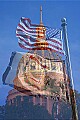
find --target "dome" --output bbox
[13,51,67,100]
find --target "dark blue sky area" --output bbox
[0,1,80,105]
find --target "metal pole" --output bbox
[40,6,43,25]
[61,18,78,120]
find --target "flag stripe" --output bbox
[17,24,37,35]
[46,38,62,46]
[18,37,63,51]
[18,42,64,55]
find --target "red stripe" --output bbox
[17,28,36,34]
[20,19,37,30]
[17,35,36,47]
[18,23,36,33]
[17,35,62,51]
[18,42,64,55]
[47,39,62,46]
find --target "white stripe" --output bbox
[17,29,62,45]
[20,21,36,32]
[48,41,62,49]
[17,27,45,39]
[49,40,64,53]
[21,18,30,27]
[17,25,37,36]
[47,38,62,44]
[16,28,38,36]
[18,36,36,44]
[16,33,37,40]
[48,45,63,53]
[18,35,62,49]
[18,40,64,54]
[18,35,63,51]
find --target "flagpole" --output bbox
[61,18,78,120]
[40,6,43,25]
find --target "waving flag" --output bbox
[2,52,24,86]
[2,51,68,101]
[16,17,64,54]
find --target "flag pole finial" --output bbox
[61,18,67,26]
[40,6,43,25]
[61,18,66,23]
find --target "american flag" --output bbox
[16,17,64,54]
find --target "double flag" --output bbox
[16,17,64,54]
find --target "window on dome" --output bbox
[30,62,36,70]
[26,61,29,66]
[52,65,56,70]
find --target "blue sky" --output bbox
[0,1,80,105]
